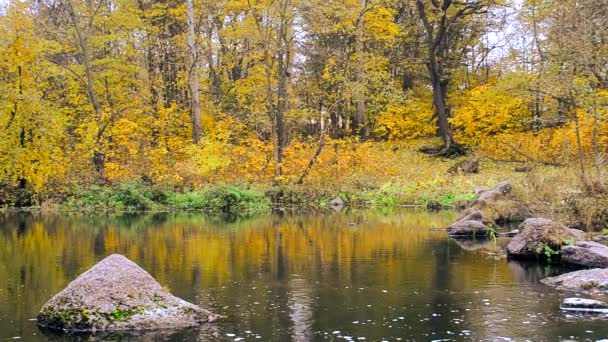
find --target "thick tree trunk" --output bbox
[416,0,459,155]
[427,61,454,149]
[187,0,203,143]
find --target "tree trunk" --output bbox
[416,0,458,154]
[354,0,367,140]
[427,61,454,149]
[66,0,107,180]
[187,0,203,143]
[272,0,291,179]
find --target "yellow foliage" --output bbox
[451,83,530,145]
[374,88,435,139]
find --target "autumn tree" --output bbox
[415,0,498,155]
[0,1,66,204]
[186,0,203,143]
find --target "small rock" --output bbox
[482,200,531,224]
[560,298,608,313]
[426,200,443,211]
[329,197,344,208]
[541,268,608,292]
[457,209,484,222]
[447,158,479,174]
[473,186,488,196]
[472,181,512,207]
[514,166,533,173]
[562,241,608,268]
[448,220,492,238]
[592,235,608,242]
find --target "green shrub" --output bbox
[164,191,207,210]
[201,185,269,214]
[108,182,159,211]
[66,182,162,212]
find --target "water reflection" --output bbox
[0,210,607,341]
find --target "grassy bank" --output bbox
[2,142,607,231]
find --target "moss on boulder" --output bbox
[37,254,217,333]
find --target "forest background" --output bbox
[1,0,607,227]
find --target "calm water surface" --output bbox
[1,209,607,341]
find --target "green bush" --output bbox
[108,182,160,211]
[435,192,475,207]
[164,191,207,210]
[201,185,269,214]
[66,182,160,211]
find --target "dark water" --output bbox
[1,210,607,341]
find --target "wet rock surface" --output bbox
[506,218,585,259]
[541,268,608,292]
[561,241,608,268]
[560,298,608,313]
[447,220,492,237]
[37,254,217,332]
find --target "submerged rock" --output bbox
[506,218,585,259]
[37,254,217,332]
[560,298,608,313]
[562,241,608,268]
[451,238,494,251]
[448,220,492,237]
[541,268,608,292]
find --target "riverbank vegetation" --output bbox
[1,1,607,228]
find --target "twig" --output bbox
[499,141,563,167]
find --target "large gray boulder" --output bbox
[506,218,585,258]
[541,268,608,292]
[37,254,217,332]
[562,241,608,268]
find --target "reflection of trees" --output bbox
[0,209,459,339]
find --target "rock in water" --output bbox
[506,218,585,259]
[560,298,608,313]
[37,254,217,332]
[447,220,492,238]
[561,241,608,268]
[541,268,608,292]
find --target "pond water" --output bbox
[1,209,607,341]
